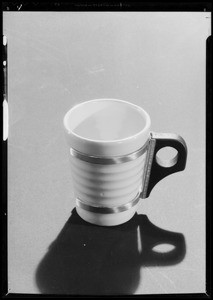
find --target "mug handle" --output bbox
[141,132,187,199]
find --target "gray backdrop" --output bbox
[4,12,210,294]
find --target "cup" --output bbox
[63,99,187,226]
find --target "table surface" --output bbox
[4,11,210,295]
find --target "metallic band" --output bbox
[76,194,140,214]
[70,140,149,165]
[141,136,156,199]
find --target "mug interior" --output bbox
[64,99,149,142]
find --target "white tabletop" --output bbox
[4,11,210,295]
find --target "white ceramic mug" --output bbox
[63,99,187,226]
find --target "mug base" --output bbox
[76,205,138,226]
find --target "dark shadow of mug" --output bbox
[35,208,186,295]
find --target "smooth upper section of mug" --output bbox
[63,99,151,156]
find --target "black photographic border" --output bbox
[1,1,212,298]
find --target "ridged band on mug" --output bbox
[76,193,140,214]
[70,139,149,165]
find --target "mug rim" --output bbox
[63,98,151,144]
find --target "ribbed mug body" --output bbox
[70,151,147,225]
